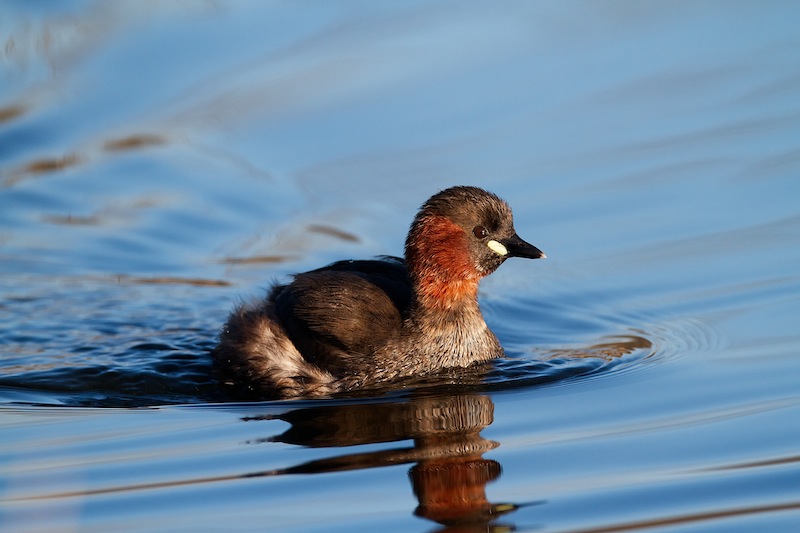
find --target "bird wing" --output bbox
[270,259,412,374]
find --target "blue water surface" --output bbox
[2,2,800,531]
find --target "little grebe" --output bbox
[213,186,544,398]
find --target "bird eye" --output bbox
[472,226,488,239]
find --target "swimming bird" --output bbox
[213,186,544,398]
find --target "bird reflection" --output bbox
[236,335,651,529]
[249,393,517,532]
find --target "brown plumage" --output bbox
[213,186,545,398]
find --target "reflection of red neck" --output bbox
[406,215,481,311]
[411,457,501,525]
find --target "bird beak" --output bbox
[500,233,545,259]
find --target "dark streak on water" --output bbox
[0,272,660,408]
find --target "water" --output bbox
[2,2,800,531]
